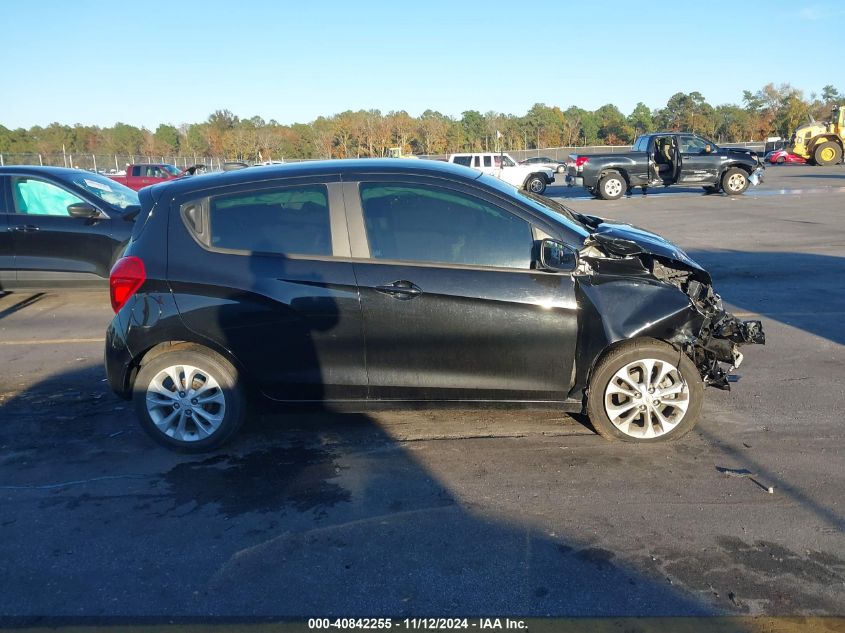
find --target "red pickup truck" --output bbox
[108,163,185,190]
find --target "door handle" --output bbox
[375,280,423,300]
[11,225,39,232]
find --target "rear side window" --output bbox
[359,183,533,269]
[208,184,331,256]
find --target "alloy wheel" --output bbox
[603,358,690,439]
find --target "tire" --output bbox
[776,157,784,164]
[586,338,703,443]
[721,167,749,195]
[133,346,246,452]
[525,174,547,194]
[596,171,626,200]
[556,165,566,173]
[813,141,842,166]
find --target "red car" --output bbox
[767,149,806,165]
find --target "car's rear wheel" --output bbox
[814,141,842,166]
[133,346,246,452]
[526,175,547,194]
[597,172,625,200]
[721,167,749,195]
[586,338,703,442]
[776,156,785,164]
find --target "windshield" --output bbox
[162,164,182,176]
[71,173,140,210]
[476,174,591,242]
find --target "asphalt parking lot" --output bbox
[1,164,844,620]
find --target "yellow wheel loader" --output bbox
[790,105,844,166]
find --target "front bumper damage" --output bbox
[577,232,765,392]
[646,261,765,390]
[682,278,765,389]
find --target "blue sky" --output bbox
[2,0,843,129]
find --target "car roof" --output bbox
[0,165,91,177]
[148,158,484,199]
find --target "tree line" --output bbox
[0,83,841,161]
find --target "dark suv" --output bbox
[105,160,764,452]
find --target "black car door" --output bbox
[678,134,720,184]
[167,176,367,402]
[345,177,578,402]
[8,174,115,283]
[0,176,13,286]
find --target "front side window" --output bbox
[679,135,709,154]
[11,177,84,216]
[360,183,533,269]
[208,184,331,256]
[501,155,516,167]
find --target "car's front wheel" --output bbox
[133,346,246,452]
[586,338,703,442]
[721,167,749,195]
[525,175,547,194]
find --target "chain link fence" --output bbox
[0,153,224,173]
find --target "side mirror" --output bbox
[537,239,579,272]
[67,202,102,219]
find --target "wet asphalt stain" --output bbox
[647,537,845,614]
[160,444,351,519]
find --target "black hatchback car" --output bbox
[105,160,764,452]
[0,166,140,288]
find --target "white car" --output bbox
[448,152,555,194]
[520,156,567,173]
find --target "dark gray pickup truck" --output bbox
[566,132,765,200]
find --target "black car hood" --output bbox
[588,222,710,279]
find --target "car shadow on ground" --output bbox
[0,364,728,619]
[547,184,715,200]
[688,250,845,346]
[781,173,845,179]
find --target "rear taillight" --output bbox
[575,156,590,168]
[109,256,146,313]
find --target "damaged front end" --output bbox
[579,227,765,391]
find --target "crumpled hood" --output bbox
[588,222,710,280]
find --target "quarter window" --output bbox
[208,185,331,256]
[11,177,84,216]
[451,156,472,167]
[359,183,533,269]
